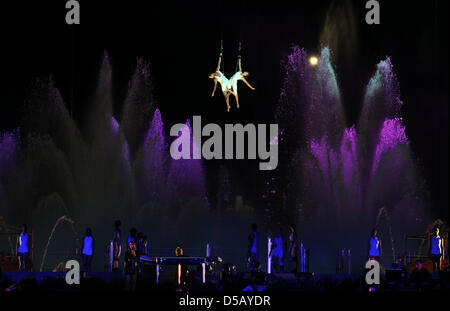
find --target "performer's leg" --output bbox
[272,255,278,273]
[224,93,231,112]
[23,252,28,272]
[18,253,23,272]
[234,93,239,109]
[82,254,88,272]
[241,78,255,90]
[87,255,93,272]
[211,79,218,97]
[250,252,257,270]
[292,256,298,273]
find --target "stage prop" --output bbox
[140,256,221,285]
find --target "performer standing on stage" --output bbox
[124,240,139,291]
[270,226,285,273]
[82,228,94,273]
[112,220,122,271]
[248,224,259,271]
[429,226,444,275]
[136,232,144,255]
[17,224,30,272]
[289,224,299,273]
[368,228,382,262]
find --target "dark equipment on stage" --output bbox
[140,255,221,285]
[140,255,220,265]
[385,268,404,285]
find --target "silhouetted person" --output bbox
[124,240,139,291]
[112,220,122,271]
[82,228,94,273]
[409,260,431,289]
[135,232,145,273]
[270,226,285,273]
[368,228,382,262]
[248,224,259,271]
[429,227,444,275]
[289,224,299,273]
[136,232,144,255]
[17,224,30,272]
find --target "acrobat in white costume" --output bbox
[209,47,255,112]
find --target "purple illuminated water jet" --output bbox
[276,46,427,272]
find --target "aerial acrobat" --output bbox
[209,42,255,112]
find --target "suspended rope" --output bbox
[220,39,224,72]
[236,41,242,72]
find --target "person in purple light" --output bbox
[368,228,382,262]
[289,224,299,273]
[17,224,30,272]
[248,224,259,271]
[123,240,139,291]
[112,220,122,271]
[82,228,94,273]
[270,226,285,273]
[429,226,444,275]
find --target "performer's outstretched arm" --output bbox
[238,56,242,72]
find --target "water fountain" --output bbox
[276,46,429,272]
[0,53,210,271]
[0,44,433,274]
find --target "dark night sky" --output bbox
[0,1,448,219]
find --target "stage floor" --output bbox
[1,271,447,292]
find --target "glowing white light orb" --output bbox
[309,56,319,66]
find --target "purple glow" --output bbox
[309,136,339,185]
[277,46,421,230]
[372,118,409,174]
[111,116,120,134]
[340,127,358,189]
[0,130,19,179]
[110,116,131,171]
[142,109,166,184]
[167,119,206,197]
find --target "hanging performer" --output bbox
[228,51,255,110]
[209,42,255,112]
